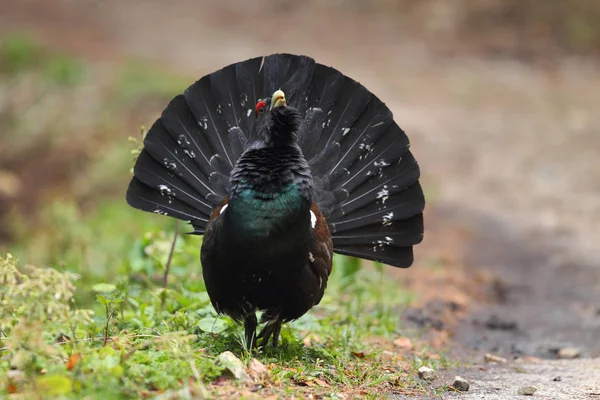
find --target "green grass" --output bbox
[0,201,444,398]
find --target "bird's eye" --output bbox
[255,100,266,116]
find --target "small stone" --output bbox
[484,353,508,363]
[518,386,537,395]
[557,347,581,359]
[452,376,469,392]
[217,351,252,382]
[553,376,562,382]
[393,337,413,350]
[484,315,518,331]
[248,358,268,381]
[418,366,436,381]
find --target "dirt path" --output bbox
[2,1,599,397]
[404,206,600,398]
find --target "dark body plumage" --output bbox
[127,54,425,348]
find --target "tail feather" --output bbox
[333,244,414,268]
[209,64,248,136]
[127,53,425,267]
[330,183,424,234]
[331,213,423,247]
[335,124,409,192]
[161,95,215,173]
[184,78,237,171]
[133,150,214,213]
[335,152,421,217]
[264,54,314,110]
[126,178,209,229]
[142,124,222,199]
[234,56,264,138]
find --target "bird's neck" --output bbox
[226,145,313,239]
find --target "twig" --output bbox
[162,221,180,297]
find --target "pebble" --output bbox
[393,337,413,350]
[484,353,508,363]
[418,366,436,381]
[557,347,581,359]
[452,376,470,391]
[218,351,252,382]
[248,358,269,381]
[518,386,538,396]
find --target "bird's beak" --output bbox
[270,89,286,110]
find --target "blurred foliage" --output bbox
[0,35,39,74]
[0,34,190,243]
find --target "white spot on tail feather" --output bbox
[382,212,394,226]
[377,185,389,204]
[342,128,351,136]
[246,109,252,117]
[219,204,228,214]
[198,116,208,130]
[158,185,173,196]
[183,149,196,158]
[308,252,315,262]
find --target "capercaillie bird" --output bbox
[126,53,425,349]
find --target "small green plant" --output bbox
[95,290,124,345]
[0,34,39,74]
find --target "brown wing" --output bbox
[208,197,229,221]
[309,202,333,293]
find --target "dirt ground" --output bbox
[1,1,599,397]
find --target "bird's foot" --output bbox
[257,318,283,348]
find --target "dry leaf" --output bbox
[248,358,268,381]
[66,353,81,371]
[313,378,330,387]
[393,337,413,350]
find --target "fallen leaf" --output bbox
[248,358,268,381]
[393,337,413,350]
[351,351,366,358]
[314,378,330,387]
[66,353,82,371]
[303,334,321,347]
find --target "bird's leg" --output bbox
[257,318,283,347]
[271,320,282,347]
[243,313,258,350]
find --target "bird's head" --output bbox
[255,89,301,147]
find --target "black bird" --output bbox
[126,53,425,349]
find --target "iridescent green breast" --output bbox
[227,183,309,238]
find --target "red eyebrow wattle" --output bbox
[255,101,265,114]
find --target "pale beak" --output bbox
[270,89,286,110]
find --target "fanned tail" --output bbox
[293,63,425,268]
[127,54,315,233]
[127,53,424,266]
